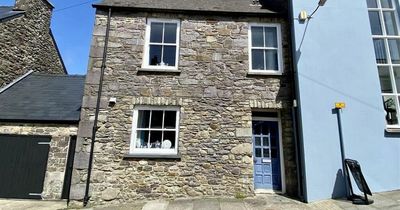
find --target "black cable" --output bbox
[308,5,320,19]
[53,0,98,13]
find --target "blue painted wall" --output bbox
[290,0,400,202]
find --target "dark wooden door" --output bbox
[0,135,51,199]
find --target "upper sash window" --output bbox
[143,19,180,70]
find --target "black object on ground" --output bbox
[345,159,374,205]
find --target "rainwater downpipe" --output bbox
[83,7,112,207]
[288,0,307,202]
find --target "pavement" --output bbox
[0,190,398,210]
[0,199,66,210]
[93,191,400,210]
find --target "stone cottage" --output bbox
[70,0,298,205]
[0,72,85,200]
[0,0,66,87]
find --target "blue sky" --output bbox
[3,0,100,75]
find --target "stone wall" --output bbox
[0,0,65,87]
[0,123,78,199]
[70,10,297,205]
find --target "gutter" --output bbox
[83,7,112,207]
[92,5,287,17]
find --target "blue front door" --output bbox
[253,120,282,191]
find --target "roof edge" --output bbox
[44,0,55,9]
[0,119,80,124]
[49,29,68,74]
[92,4,283,16]
[0,70,33,94]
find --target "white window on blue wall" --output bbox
[130,106,180,155]
[368,0,400,126]
[142,19,180,70]
[248,23,283,75]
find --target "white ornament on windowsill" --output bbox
[162,140,172,149]
[157,61,169,66]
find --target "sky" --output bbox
[3,0,101,75]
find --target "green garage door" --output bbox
[0,135,51,199]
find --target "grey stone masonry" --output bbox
[71,10,297,206]
[0,0,65,87]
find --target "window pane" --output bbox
[163,46,176,66]
[383,96,398,125]
[380,0,393,8]
[378,66,393,93]
[149,45,162,66]
[264,27,277,48]
[150,110,163,128]
[263,148,270,158]
[149,131,162,148]
[163,131,176,149]
[255,148,262,157]
[373,39,388,64]
[368,11,383,35]
[137,110,150,128]
[150,22,163,43]
[388,39,400,64]
[253,121,262,134]
[263,137,269,146]
[164,111,176,129]
[265,50,279,70]
[136,130,149,148]
[255,137,261,146]
[164,23,177,43]
[251,27,264,47]
[393,67,400,93]
[384,11,399,35]
[252,49,265,70]
[367,0,378,8]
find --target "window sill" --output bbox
[247,71,283,76]
[138,68,181,73]
[385,127,400,133]
[123,153,181,159]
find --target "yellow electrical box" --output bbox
[335,102,346,109]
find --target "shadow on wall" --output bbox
[332,169,347,199]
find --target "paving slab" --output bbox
[94,202,145,210]
[219,199,246,210]
[166,199,194,210]
[193,199,220,210]
[0,199,66,210]
[142,201,169,210]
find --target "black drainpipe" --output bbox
[83,7,112,207]
[287,0,306,202]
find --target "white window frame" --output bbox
[368,0,400,128]
[248,23,284,75]
[142,18,181,70]
[129,106,180,155]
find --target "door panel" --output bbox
[0,135,51,199]
[252,120,282,191]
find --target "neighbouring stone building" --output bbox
[0,73,84,200]
[70,0,298,205]
[0,0,66,87]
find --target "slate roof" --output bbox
[0,6,25,22]
[0,73,85,123]
[94,0,287,14]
